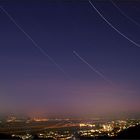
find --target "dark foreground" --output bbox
[0,125,140,139]
[0,118,140,140]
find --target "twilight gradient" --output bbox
[0,0,140,118]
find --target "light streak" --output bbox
[0,6,67,75]
[73,50,113,84]
[88,0,140,48]
[110,0,140,28]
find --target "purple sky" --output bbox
[0,0,140,118]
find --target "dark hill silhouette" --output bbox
[114,125,140,139]
[0,133,18,139]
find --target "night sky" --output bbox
[0,0,140,118]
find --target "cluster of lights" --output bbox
[7,116,16,122]
[80,123,95,127]
[38,130,74,140]
[78,129,102,137]
[4,118,140,139]
[78,119,140,138]
[12,134,32,140]
[32,118,48,122]
[102,124,113,132]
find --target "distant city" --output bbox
[0,115,140,139]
